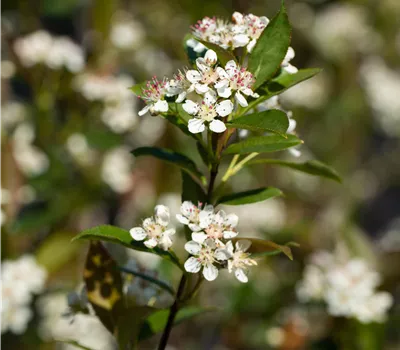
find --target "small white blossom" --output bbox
[186,50,219,94]
[281,47,298,74]
[166,70,192,103]
[215,60,258,107]
[176,201,214,232]
[138,77,169,116]
[101,147,133,193]
[183,91,232,134]
[218,240,257,283]
[184,239,228,281]
[130,205,175,250]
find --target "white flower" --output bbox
[102,147,133,193]
[186,38,207,53]
[110,20,145,50]
[14,30,53,67]
[176,201,214,232]
[296,265,325,302]
[186,50,219,94]
[281,47,298,74]
[215,60,258,107]
[183,91,232,133]
[219,240,257,283]
[165,70,192,103]
[138,77,169,116]
[130,205,175,250]
[184,239,228,281]
[46,36,85,73]
[191,209,239,245]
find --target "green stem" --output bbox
[157,275,187,350]
[230,152,259,175]
[119,266,175,296]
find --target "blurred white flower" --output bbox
[360,57,400,137]
[66,133,96,166]
[312,4,380,61]
[1,101,26,130]
[1,188,11,226]
[14,30,85,72]
[265,327,285,348]
[110,20,145,50]
[297,249,393,323]
[2,255,47,334]
[101,147,133,193]
[130,205,175,250]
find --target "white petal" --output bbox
[184,257,202,273]
[194,83,209,94]
[233,34,249,48]
[217,86,232,98]
[288,148,301,157]
[213,210,226,225]
[235,91,248,107]
[284,47,295,63]
[204,91,217,106]
[199,210,214,228]
[138,105,150,116]
[181,201,196,215]
[158,236,173,250]
[130,227,147,241]
[203,204,214,212]
[154,205,170,226]
[223,230,238,239]
[176,91,187,103]
[196,58,209,72]
[182,100,199,115]
[185,240,202,255]
[232,12,244,25]
[247,39,256,53]
[216,100,234,117]
[216,67,229,80]
[226,240,234,255]
[163,228,176,237]
[284,64,298,74]
[188,118,205,134]
[203,263,218,281]
[186,70,202,83]
[235,268,248,283]
[225,60,237,71]
[204,49,217,65]
[209,119,226,133]
[188,223,202,232]
[214,79,229,89]
[241,88,253,96]
[176,214,190,225]
[235,239,252,252]
[287,118,297,133]
[214,248,231,261]
[153,100,169,113]
[144,238,158,248]
[225,213,239,227]
[142,217,155,230]
[192,231,207,244]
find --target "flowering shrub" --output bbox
[70,4,345,349]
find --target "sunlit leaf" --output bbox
[224,134,302,155]
[73,225,183,270]
[217,187,282,205]
[248,159,341,182]
[227,109,289,137]
[132,147,206,185]
[248,3,291,89]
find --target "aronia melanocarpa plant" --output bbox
[73,3,341,349]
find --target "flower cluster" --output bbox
[2,255,47,334]
[296,250,393,323]
[14,30,85,73]
[177,201,257,282]
[138,49,258,134]
[130,205,175,250]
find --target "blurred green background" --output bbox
[1,0,400,349]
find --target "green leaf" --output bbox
[198,40,236,65]
[232,238,295,260]
[259,68,322,97]
[218,187,282,205]
[224,134,302,155]
[72,225,183,270]
[139,306,215,341]
[248,159,341,182]
[129,82,147,96]
[132,147,206,185]
[227,109,289,137]
[248,3,291,89]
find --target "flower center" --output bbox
[147,224,164,239]
[198,247,216,265]
[199,103,217,122]
[205,224,224,239]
